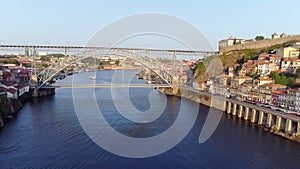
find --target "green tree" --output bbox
[193,62,209,80]
[270,72,295,87]
[250,73,259,79]
[40,56,50,62]
[255,35,265,41]
[0,59,18,64]
[270,71,278,79]
[37,64,44,68]
[296,67,300,78]
[115,60,120,66]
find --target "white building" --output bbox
[257,62,269,75]
[277,47,300,60]
[218,36,255,50]
[281,59,300,72]
[293,89,300,112]
[6,88,18,99]
[38,52,48,56]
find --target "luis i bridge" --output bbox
[1,44,300,140]
[0,44,218,96]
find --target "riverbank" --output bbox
[159,87,226,111]
[269,126,300,143]
[0,93,30,127]
[159,87,300,144]
[0,88,55,127]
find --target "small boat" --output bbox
[90,75,96,80]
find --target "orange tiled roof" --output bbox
[261,83,286,88]
[237,76,252,79]
[258,77,272,81]
[272,90,287,94]
[289,88,300,92]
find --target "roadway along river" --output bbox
[0,70,300,169]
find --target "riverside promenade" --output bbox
[163,86,300,143]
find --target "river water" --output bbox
[0,70,300,169]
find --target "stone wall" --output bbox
[180,88,226,111]
[220,35,300,54]
[31,88,55,97]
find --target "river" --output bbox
[0,70,300,169]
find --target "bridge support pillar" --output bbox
[250,109,257,123]
[297,122,300,136]
[285,119,292,134]
[227,102,231,114]
[266,113,272,128]
[172,76,179,94]
[244,107,249,120]
[32,88,39,97]
[275,116,282,131]
[258,111,264,125]
[232,103,237,116]
[238,105,243,118]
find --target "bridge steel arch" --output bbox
[34,49,176,90]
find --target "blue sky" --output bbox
[0,0,299,50]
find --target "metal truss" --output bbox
[36,49,176,89]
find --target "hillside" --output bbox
[219,40,298,67]
[193,55,224,81]
[220,34,300,54]
[193,62,208,81]
[193,40,299,79]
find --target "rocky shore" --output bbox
[0,90,39,127]
[269,126,300,143]
[0,97,23,127]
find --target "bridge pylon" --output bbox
[29,74,39,97]
[172,76,179,94]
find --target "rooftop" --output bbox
[257,77,273,81]
[272,90,288,94]
[261,83,286,88]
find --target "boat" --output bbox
[90,58,97,80]
[90,75,96,80]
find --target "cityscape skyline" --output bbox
[0,0,299,49]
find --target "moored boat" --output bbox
[90,75,96,80]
